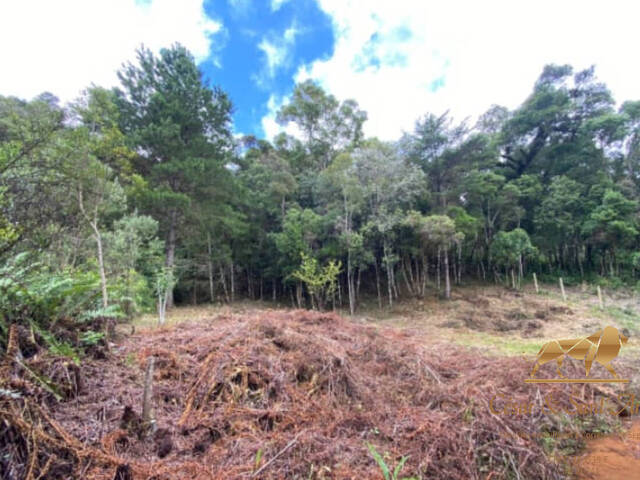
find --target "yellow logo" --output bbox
[525,326,629,383]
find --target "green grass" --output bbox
[589,305,640,334]
[452,331,543,356]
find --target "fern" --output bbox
[29,322,79,365]
[79,304,123,322]
[80,330,105,346]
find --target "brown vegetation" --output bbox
[1,308,636,479]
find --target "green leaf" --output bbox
[366,442,390,480]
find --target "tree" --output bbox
[75,157,126,308]
[534,176,584,274]
[292,253,341,311]
[415,215,462,299]
[70,87,133,308]
[321,152,365,314]
[354,140,425,306]
[0,94,64,256]
[582,189,638,276]
[103,213,163,316]
[490,228,537,287]
[402,112,468,208]
[271,207,325,307]
[115,44,233,307]
[277,80,367,170]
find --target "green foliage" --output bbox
[292,253,342,310]
[0,253,100,323]
[154,266,176,324]
[366,443,416,480]
[419,215,463,250]
[582,189,638,249]
[80,330,106,347]
[490,228,537,270]
[5,54,640,341]
[30,322,79,365]
[271,207,325,279]
[277,79,367,170]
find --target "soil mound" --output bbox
[1,311,631,479]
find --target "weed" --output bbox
[366,443,418,480]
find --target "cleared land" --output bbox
[2,284,639,479]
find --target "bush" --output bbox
[0,252,119,353]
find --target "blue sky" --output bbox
[199,0,334,137]
[1,0,640,141]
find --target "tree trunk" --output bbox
[443,246,451,300]
[400,260,414,296]
[207,233,215,303]
[230,260,235,303]
[165,209,177,309]
[347,245,355,315]
[219,265,229,303]
[78,188,108,309]
[93,224,108,309]
[451,252,458,289]
[421,254,428,297]
[436,246,441,292]
[383,241,393,307]
[374,257,382,310]
[296,282,303,308]
[457,243,462,285]
[518,254,524,282]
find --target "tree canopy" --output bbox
[2,51,640,345]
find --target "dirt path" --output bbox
[573,420,640,479]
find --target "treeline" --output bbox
[2,45,640,340]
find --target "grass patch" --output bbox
[449,331,542,356]
[589,305,640,334]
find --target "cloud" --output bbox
[261,93,303,140]
[0,0,223,103]
[256,22,300,83]
[284,0,640,141]
[227,0,251,17]
[271,0,292,11]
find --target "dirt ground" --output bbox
[571,419,640,480]
[2,283,639,479]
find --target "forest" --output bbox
[1,42,640,342]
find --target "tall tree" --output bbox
[115,44,233,306]
[277,80,367,171]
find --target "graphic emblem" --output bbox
[525,326,629,383]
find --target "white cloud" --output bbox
[0,0,223,103]
[271,0,292,12]
[228,0,251,17]
[282,0,640,141]
[258,40,288,78]
[256,22,300,82]
[261,93,303,140]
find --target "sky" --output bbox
[1,0,639,141]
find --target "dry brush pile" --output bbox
[1,311,634,479]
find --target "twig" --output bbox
[252,431,303,477]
